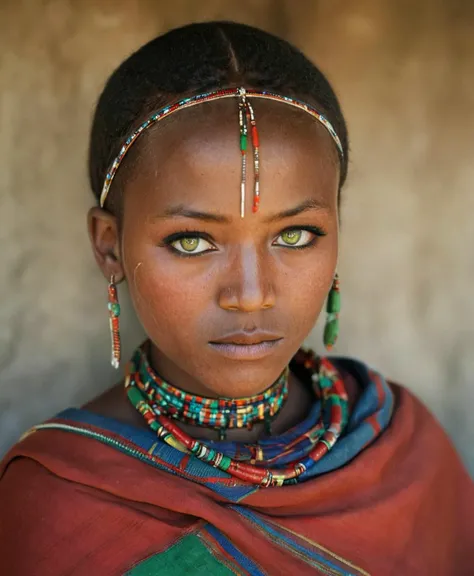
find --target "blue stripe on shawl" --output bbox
[231,506,357,575]
[202,524,266,575]
[56,407,256,502]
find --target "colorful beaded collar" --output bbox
[125,345,349,487]
[130,342,289,440]
[100,87,344,217]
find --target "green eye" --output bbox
[280,230,303,245]
[170,236,215,255]
[179,237,200,252]
[273,228,319,248]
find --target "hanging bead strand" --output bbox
[246,100,261,213]
[324,274,341,351]
[238,88,248,218]
[107,276,121,369]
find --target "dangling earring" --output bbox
[324,274,340,351]
[107,275,121,369]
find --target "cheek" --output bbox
[280,257,335,329]
[123,248,212,342]
[276,231,338,327]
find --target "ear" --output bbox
[87,207,124,282]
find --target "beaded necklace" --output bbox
[125,345,349,487]
[133,343,289,440]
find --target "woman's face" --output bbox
[91,100,340,397]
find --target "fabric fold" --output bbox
[1,358,472,575]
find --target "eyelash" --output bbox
[161,226,326,258]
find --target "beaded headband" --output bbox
[99,87,344,217]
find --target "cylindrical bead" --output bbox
[324,318,339,348]
[326,289,341,314]
[251,125,259,147]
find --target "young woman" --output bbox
[1,21,472,576]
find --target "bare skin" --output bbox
[87,98,345,442]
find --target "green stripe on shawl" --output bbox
[125,534,236,575]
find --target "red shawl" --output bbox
[1,383,473,575]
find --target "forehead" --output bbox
[124,98,340,210]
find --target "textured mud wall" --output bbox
[1,0,473,473]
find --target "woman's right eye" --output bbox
[170,236,215,255]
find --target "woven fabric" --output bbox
[1,357,473,575]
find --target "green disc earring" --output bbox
[324,274,340,351]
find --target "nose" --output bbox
[218,244,276,312]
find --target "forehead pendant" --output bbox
[238,87,260,218]
[99,88,343,218]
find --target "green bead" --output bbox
[205,449,216,462]
[240,133,247,151]
[324,318,339,348]
[127,387,143,408]
[318,376,332,389]
[219,456,231,471]
[108,302,121,317]
[326,289,341,314]
[341,403,349,426]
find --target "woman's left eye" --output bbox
[170,236,215,254]
[273,229,317,248]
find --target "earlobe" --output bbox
[87,207,124,282]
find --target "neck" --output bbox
[84,344,316,443]
[176,371,314,442]
[128,342,296,441]
[148,340,291,399]
[84,370,314,444]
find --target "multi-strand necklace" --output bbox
[130,343,289,440]
[125,344,349,488]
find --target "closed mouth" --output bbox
[208,336,283,360]
[209,332,283,346]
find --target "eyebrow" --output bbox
[158,198,329,224]
[161,205,230,223]
[263,198,329,223]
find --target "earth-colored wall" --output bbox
[1,0,473,474]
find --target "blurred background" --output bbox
[1,0,473,474]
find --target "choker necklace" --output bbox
[127,343,289,440]
[125,345,349,487]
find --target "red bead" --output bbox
[251,126,259,147]
[309,442,329,461]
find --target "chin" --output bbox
[204,354,289,398]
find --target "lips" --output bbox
[209,331,283,346]
[208,332,283,360]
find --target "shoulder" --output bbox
[387,380,470,479]
[335,356,474,537]
[332,355,470,475]
[0,447,73,574]
[0,433,169,576]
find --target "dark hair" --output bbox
[88,21,349,210]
